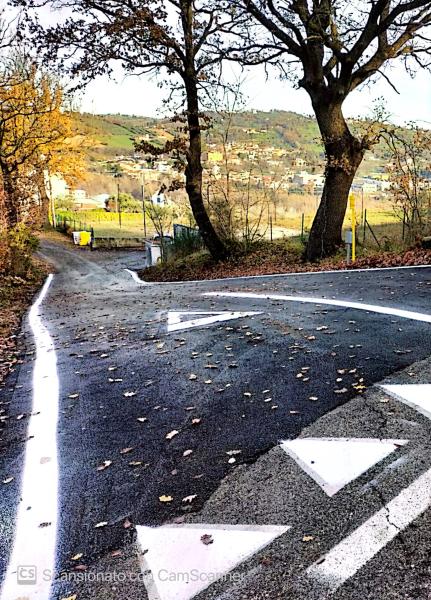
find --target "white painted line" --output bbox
[381,384,431,420]
[306,465,431,593]
[125,264,431,287]
[203,291,431,324]
[125,268,150,285]
[167,310,262,333]
[280,438,408,497]
[137,523,289,600]
[1,274,59,600]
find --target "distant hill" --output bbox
[73,110,395,175]
[73,110,323,160]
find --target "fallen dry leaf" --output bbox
[159,495,173,503]
[97,460,112,472]
[201,534,214,545]
[182,494,197,503]
[71,553,83,561]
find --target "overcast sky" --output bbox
[77,62,431,127]
[13,3,431,126]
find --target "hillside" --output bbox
[73,110,324,160]
[73,110,398,178]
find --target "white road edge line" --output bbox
[124,263,430,287]
[306,466,431,594]
[124,268,151,285]
[1,274,59,600]
[203,291,431,324]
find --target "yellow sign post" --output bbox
[349,193,356,262]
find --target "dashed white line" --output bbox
[381,384,431,420]
[306,466,431,593]
[137,523,290,600]
[1,274,59,600]
[203,291,431,323]
[280,438,408,497]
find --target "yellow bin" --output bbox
[79,231,91,246]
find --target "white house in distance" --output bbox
[151,191,167,206]
[46,173,108,209]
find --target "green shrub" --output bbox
[0,224,39,278]
[170,230,204,259]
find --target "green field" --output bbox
[57,211,157,238]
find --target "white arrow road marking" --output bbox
[203,292,431,323]
[306,465,431,594]
[381,384,431,420]
[136,523,289,600]
[167,311,262,333]
[280,438,408,497]
[1,274,58,600]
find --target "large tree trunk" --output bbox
[1,168,20,228]
[35,169,51,227]
[306,100,364,261]
[184,75,228,261]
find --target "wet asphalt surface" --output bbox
[0,240,430,589]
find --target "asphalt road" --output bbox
[0,239,431,600]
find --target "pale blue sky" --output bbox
[78,63,431,127]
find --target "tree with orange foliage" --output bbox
[0,56,85,228]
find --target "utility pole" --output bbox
[141,172,147,238]
[113,172,122,228]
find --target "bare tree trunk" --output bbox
[183,73,228,261]
[306,100,364,261]
[35,170,51,227]
[2,168,20,228]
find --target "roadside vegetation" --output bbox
[0,226,48,386]
[139,237,431,283]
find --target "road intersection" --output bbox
[0,240,430,600]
